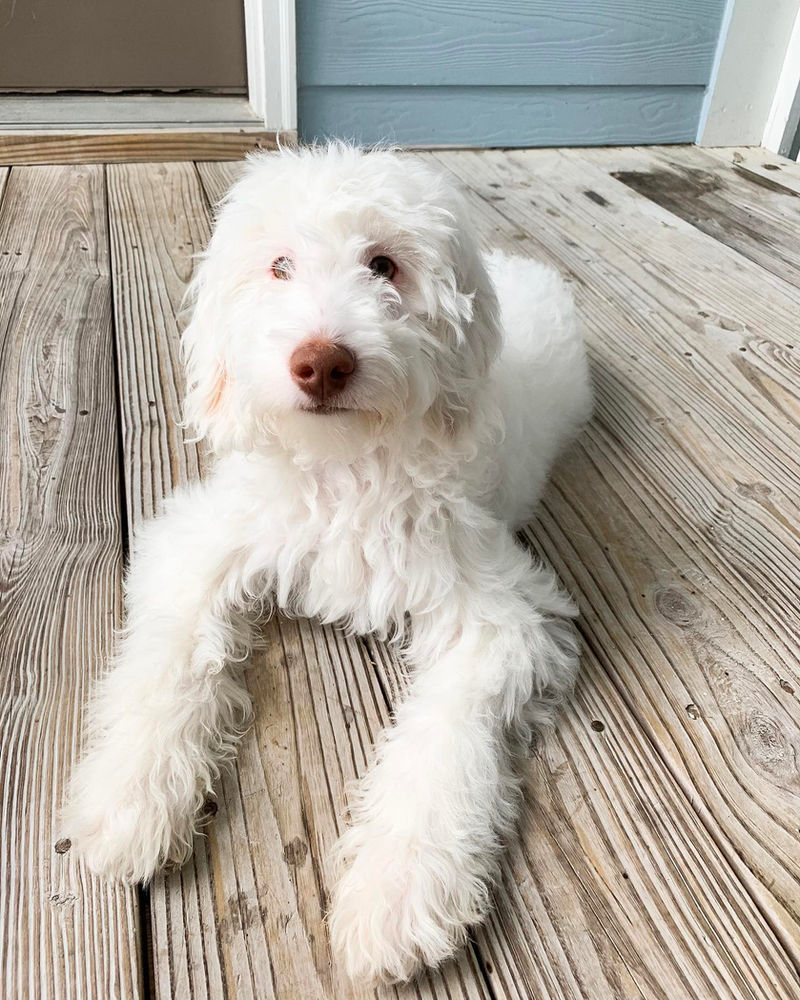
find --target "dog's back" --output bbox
[483,251,593,528]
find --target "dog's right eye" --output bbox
[368,255,397,281]
[271,256,294,280]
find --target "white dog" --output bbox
[66,144,592,982]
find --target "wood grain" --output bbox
[107,160,493,999]
[297,0,724,87]
[194,160,245,204]
[599,145,800,288]
[702,146,800,197]
[0,130,280,167]
[432,146,800,979]
[0,165,142,998]
[106,162,210,524]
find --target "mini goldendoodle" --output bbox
[66,143,593,983]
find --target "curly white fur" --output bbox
[65,144,592,982]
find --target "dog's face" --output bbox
[183,145,499,458]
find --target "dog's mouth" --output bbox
[299,402,358,415]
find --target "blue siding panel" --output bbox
[299,85,706,148]
[297,1,726,146]
[298,0,727,87]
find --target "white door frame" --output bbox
[697,0,800,147]
[0,0,297,136]
[763,6,800,155]
[245,0,297,133]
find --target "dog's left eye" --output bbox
[368,255,397,281]
[271,256,294,280]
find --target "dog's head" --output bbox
[182,144,500,460]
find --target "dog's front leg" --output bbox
[65,471,258,882]
[330,532,580,982]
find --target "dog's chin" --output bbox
[271,406,385,464]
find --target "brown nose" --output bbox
[289,338,355,402]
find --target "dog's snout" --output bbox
[290,339,355,402]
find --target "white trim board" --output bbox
[698,0,800,146]
[763,6,800,156]
[244,0,297,132]
[0,95,264,131]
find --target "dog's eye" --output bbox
[271,256,294,280]
[368,255,396,281]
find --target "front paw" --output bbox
[329,825,490,983]
[64,770,196,882]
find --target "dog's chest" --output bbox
[251,460,456,634]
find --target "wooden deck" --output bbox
[1,145,799,1000]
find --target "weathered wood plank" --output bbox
[586,145,800,288]
[0,165,143,998]
[107,162,209,524]
[0,95,261,128]
[702,146,800,197]
[0,131,278,167]
[108,160,493,999]
[194,159,244,204]
[432,147,800,984]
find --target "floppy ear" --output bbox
[455,236,502,380]
[181,254,239,453]
[422,178,502,438]
[182,150,288,452]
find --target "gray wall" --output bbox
[297,0,727,146]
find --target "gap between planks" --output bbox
[0,164,143,998]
